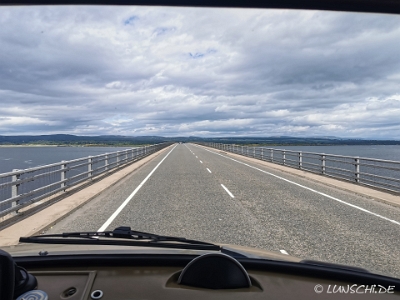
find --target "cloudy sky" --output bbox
[1,6,400,138]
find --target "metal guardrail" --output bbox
[199,142,400,194]
[0,142,173,218]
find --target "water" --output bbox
[0,146,132,174]
[266,145,400,162]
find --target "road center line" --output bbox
[207,168,212,173]
[97,144,177,232]
[193,144,400,226]
[221,184,235,198]
[200,160,203,164]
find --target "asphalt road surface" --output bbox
[46,143,400,279]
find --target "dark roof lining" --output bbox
[1,0,400,15]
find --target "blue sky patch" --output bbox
[154,27,176,36]
[189,49,217,59]
[189,52,204,59]
[124,16,138,25]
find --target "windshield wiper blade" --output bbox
[19,226,221,251]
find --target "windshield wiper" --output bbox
[19,226,221,251]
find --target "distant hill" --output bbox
[0,135,399,146]
[187,136,400,145]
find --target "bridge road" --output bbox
[46,143,400,279]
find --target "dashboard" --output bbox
[26,266,399,300]
[6,252,400,300]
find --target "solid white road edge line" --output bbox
[221,184,235,198]
[97,144,177,232]
[192,144,400,226]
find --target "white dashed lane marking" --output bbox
[221,184,235,198]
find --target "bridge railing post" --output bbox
[261,148,264,160]
[299,152,302,169]
[321,154,326,174]
[355,157,360,183]
[11,169,20,215]
[253,147,256,158]
[271,149,274,162]
[283,150,286,165]
[105,154,109,171]
[88,156,92,179]
[61,161,67,191]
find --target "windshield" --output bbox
[1,5,400,280]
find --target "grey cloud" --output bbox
[0,7,400,138]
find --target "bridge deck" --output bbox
[2,143,400,278]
